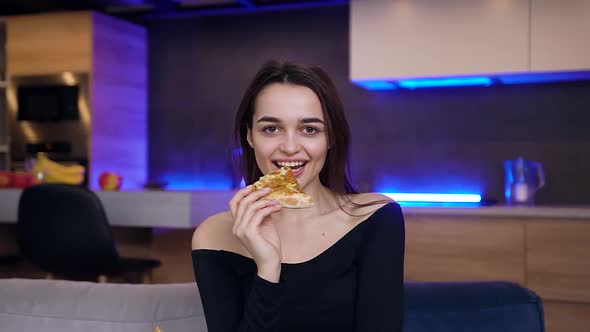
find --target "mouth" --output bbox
[273,161,308,173]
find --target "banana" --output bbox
[40,161,85,177]
[34,153,86,185]
[35,153,85,175]
[43,170,85,185]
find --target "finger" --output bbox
[229,185,254,217]
[235,199,280,237]
[244,203,282,238]
[230,185,261,234]
[235,198,277,236]
[238,196,277,228]
[233,187,272,233]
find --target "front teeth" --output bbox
[277,161,305,167]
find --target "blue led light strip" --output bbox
[398,77,492,88]
[381,193,482,203]
[353,80,397,90]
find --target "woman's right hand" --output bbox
[230,185,283,282]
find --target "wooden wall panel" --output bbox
[527,221,590,302]
[6,12,92,75]
[404,216,526,283]
[544,301,590,332]
[90,12,147,190]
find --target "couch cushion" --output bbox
[0,278,206,332]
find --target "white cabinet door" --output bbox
[531,0,590,72]
[350,0,529,81]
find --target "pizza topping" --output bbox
[252,167,314,209]
[282,197,299,206]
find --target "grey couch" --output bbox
[0,278,544,332]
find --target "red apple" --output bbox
[99,172,123,190]
[0,171,14,188]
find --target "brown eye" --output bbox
[303,126,318,134]
[263,126,278,133]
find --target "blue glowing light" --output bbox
[354,70,590,91]
[395,201,481,207]
[398,77,493,89]
[498,71,590,84]
[353,80,397,90]
[161,173,234,190]
[381,193,482,203]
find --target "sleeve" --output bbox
[354,203,405,332]
[192,250,284,332]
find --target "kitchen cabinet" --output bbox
[404,216,525,283]
[6,12,91,75]
[527,221,590,303]
[350,0,530,81]
[350,0,590,83]
[530,0,590,72]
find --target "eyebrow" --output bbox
[256,116,325,124]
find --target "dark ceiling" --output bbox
[0,0,348,24]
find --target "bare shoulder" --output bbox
[191,211,236,251]
[347,192,395,215]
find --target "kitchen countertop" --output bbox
[0,188,236,228]
[2,188,590,228]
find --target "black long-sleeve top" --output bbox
[192,202,405,332]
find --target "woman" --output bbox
[192,60,405,332]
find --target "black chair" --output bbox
[0,255,23,277]
[17,183,161,283]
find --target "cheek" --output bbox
[251,137,277,166]
[311,137,329,156]
[251,137,275,155]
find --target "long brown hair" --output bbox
[234,60,358,195]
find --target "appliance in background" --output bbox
[504,157,545,205]
[7,73,90,184]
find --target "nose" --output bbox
[279,132,300,154]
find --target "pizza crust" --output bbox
[253,167,314,209]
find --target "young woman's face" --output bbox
[247,83,329,190]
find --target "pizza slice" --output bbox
[252,167,314,209]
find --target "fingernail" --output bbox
[263,187,272,192]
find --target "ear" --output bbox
[246,128,254,148]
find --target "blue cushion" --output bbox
[404,281,545,332]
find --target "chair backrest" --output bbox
[17,184,120,276]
